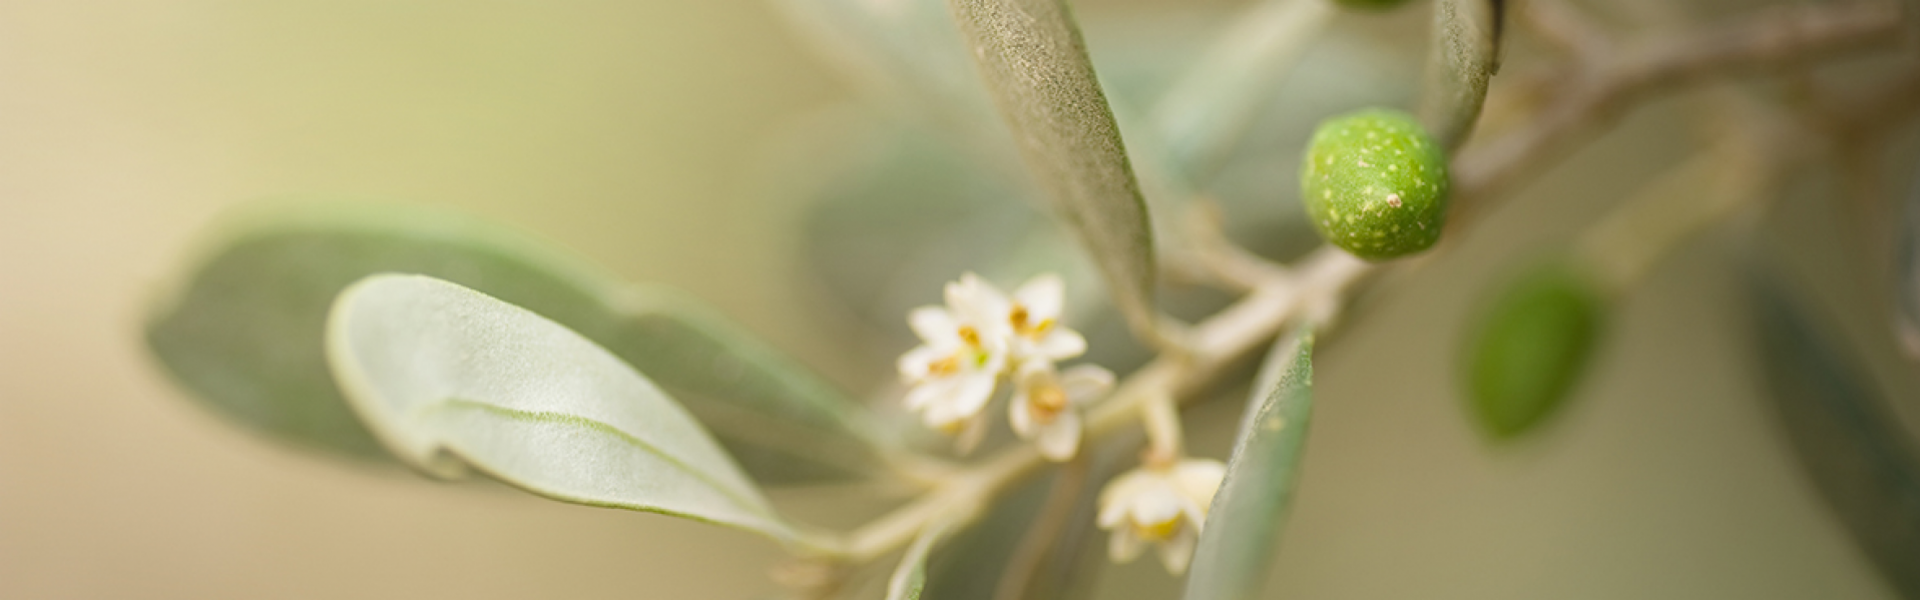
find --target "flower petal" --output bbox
[1108,527,1147,563]
[1098,472,1150,527]
[1013,273,1065,321]
[1156,527,1198,575]
[1059,364,1115,404]
[908,306,959,345]
[949,370,998,417]
[904,377,957,410]
[896,345,945,381]
[1128,486,1184,529]
[1175,459,1228,510]
[1035,412,1081,461]
[1008,389,1036,438]
[1032,329,1087,361]
[947,273,1010,327]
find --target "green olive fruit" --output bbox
[1463,264,1608,439]
[1300,108,1450,261]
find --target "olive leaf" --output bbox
[1184,326,1313,600]
[1896,167,1920,359]
[947,0,1161,342]
[1150,0,1336,181]
[767,0,1008,158]
[327,274,798,542]
[145,200,887,482]
[1417,0,1503,153]
[886,517,961,600]
[1749,265,1920,597]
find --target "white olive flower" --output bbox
[1003,274,1087,363]
[897,274,1014,434]
[1009,361,1112,461]
[1096,458,1227,575]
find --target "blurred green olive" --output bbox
[1463,263,1608,439]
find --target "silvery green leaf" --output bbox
[947,0,1161,341]
[1749,266,1920,597]
[145,201,887,482]
[1184,327,1314,600]
[327,274,798,542]
[1417,0,1503,153]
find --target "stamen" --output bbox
[928,355,961,375]
[1132,517,1181,541]
[1010,304,1029,328]
[1033,384,1068,412]
[958,325,981,347]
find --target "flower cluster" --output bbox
[897,273,1111,460]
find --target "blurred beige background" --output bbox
[0,0,1898,598]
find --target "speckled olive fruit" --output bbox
[1300,108,1449,261]
[1463,264,1608,439]
[1334,0,1414,10]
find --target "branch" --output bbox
[828,247,1372,563]
[1450,0,1904,225]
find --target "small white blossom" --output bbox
[898,274,1013,434]
[1096,458,1226,575]
[1009,360,1112,461]
[1003,274,1086,364]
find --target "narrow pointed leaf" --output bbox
[1896,168,1920,358]
[145,201,886,482]
[767,0,1007,154]
[1185,327,1314,600]
[1417,0,1502,153]
[1750,266,1920,597]
[1151,0,1335,180]
[327,274,796,541]
[887,518,959,600]
[947,0,1160,340]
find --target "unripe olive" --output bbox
[1462,264,1608,439]
[1300,108,1450,261]
[1334,0,1415,10]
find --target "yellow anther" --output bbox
[928,355,961,376]
[1132,517,1181,541]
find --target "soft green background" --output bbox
[0,0,1895,598]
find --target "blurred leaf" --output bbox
[1462,262,1607,439]
[792,20,1415,342]
[1749,265,1920,597]
[1897,170,1920,359]
[948,0,1161,340]
[795,120,1042,341]
[766,0,1010,158]
[887,516,962,600]
[145,200,887,483]
[327,274,796,541]
[1184,327,1314,600]
[1417,0,1502,152]
[1150,0,1335,182]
